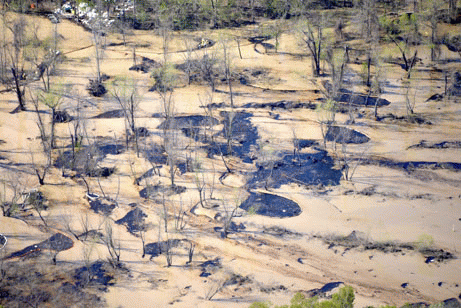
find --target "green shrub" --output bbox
[249,286,355,308]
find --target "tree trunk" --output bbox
[11,68,26,111]
[51,107,56,149]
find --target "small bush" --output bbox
[248,286,355,308]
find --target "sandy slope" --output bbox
[1,12,461,307]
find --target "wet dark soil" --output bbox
[223,273,252,287]
[115,207,147,234]
[86,166,116,177]
[324,126,370,144]
[98,143,124,155]
[88,197,118,215]
[335,93,391,107]
[294,139,319,150]
[378,113,432,125]
[420,248,456,263]
[87,79,107,97]
[426,93,444,102]
[316,231,456,262]
[4,233,73,260]
[142,142,167,166]
[74,261,115,290]
[55,141,122,177]
[53,110,73,123]
[129,56,161,73]
[322,83,391,107]
[239,192,302,218]
[305,281,345,297]
[135,167,161,185]
[199,257,221,277]
[262,225,302,237]
[361,158,461,172]
[132,126,150,138]
[242,100,317,110]
[143,239,183,259]
[247,152,342,190]
[214,221,246,235]
[139,185,186,200]
[0,260,102,308]
[260,285,287,293]
[93,109,125,119]
[157,115,219,130]
[78,230,105,242]
[207,111,259,163]
[248,35,271,44]
[444,36,461,52]
[408,140,461,149]
[0,234,6,248]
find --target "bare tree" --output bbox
[357,0,379,41]
[299,17,324,77]
[152,63,180,187]
[112,77,141,156]
[38,85,63,149]
[424,0,443,61]
[268,20,285,53]
[7,16,28,111]
[0,170,26,217]
[221,192,243,239]
[221,39,236,155]
[198,50,218,93]
[104,221,121,268]
[382,13,420,77]
[30,91,52,185]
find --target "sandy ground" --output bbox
[1,12,461,307]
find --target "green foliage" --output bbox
[263,0,289,18]
[316,98,337,125]
[151,64,179,93]
[331,285,354,308]
[378,15,399,36]
[249,286,355,308]
[249,302,273,308]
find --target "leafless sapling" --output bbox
[112,77,141,156]
[299,17,324,77]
